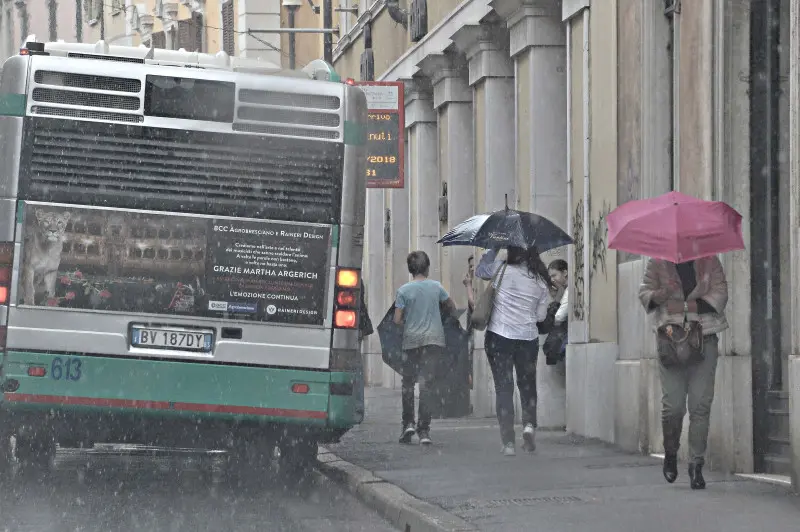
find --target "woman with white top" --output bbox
[542,259,569,365]
[475,246,553,456]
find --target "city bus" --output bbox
[0,38,368,471]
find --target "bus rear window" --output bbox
[144,75,235,123]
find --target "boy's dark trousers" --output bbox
[401,345,443,431]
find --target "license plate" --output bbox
[130,326,213,352]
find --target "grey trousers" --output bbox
[659,334,719,466]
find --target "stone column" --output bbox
[417,51,475,305]
[381,139,412,390]
[452,19,517,214]
[363,188,386,387]
[403,77,441,279]
[502,0,568,430]
[788,0,800,490]
[238,0,282,65]
[452,18,516,420]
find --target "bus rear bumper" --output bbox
[0,351,359,447]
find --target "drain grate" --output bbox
[586,461,658,470]
[444,495,584,511]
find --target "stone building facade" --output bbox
[335,0,800,488]
[0,1,308,69]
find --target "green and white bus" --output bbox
[0,39,367,469]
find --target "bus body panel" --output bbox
[6,309,335,369]
[2,350,358,429]
[0,45,368,450]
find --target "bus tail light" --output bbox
[336,269,359,288]
[0,242,13,306]
[336,291,357,307]
[334,268,361,330]
[291,383,309,394]
[27,366,46,378]
[334,310,357,328]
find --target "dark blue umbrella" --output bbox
[437,208,573,251]
[377,304,469,377]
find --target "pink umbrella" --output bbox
[606,191,744,263]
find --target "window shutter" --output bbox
[48,0,58,41]
[360,49,374,81]
[179,14,204,52]
[193,13,204,53]
[152,31,166,49]
[409,0,428,43]
[75,0,83,42]
[222,1,234,56]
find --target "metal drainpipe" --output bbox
[288,6,297,69]
[566,20,572,320]
[323,0,333,63]
[582,7,591,343]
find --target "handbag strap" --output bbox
[493,262,507,289]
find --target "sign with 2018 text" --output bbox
[355,81,405,189]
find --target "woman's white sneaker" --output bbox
[522,423,536,452]
[502,442,516,456]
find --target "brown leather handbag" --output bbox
[657,320,704,367]
[470,263,507,331]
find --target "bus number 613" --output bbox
[51,357,82,381]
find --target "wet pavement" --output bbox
[328,387,800,532]
[0,445,395,532]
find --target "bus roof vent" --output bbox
[235,89,342,141]
[30,69,144,124]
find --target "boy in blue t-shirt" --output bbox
[393,251,456,445]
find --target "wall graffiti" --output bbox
[572,199,585,321]
[590,202,612,279]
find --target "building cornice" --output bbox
[333,0,388,63]
[562,0,589,22]
[401,75,436,127]
[378,0,492,81]
[416,50,471,109]
[490,0,560,21]
[450,18,512,85]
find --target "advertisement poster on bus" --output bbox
[18,204,331,326]
[355,81,405,189]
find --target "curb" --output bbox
[318,446,478,532]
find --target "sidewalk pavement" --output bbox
[321,386,800,532]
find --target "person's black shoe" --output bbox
[663,453,678,483]
[418,430,432,445]
[399,424,415,444]
[688,463,706,490]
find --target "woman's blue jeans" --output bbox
[485,330,539,445]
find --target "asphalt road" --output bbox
[0,445,395,532]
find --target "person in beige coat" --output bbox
[639,255,728,490]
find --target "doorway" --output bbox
[749,0,792,475]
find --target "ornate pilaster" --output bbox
[451,16,516,214]
[401,76,440,279]
[417,50,474,302]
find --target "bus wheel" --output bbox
[227,436,275,472]
[0,431,12,474]
[278,438,318,475]
[15,435,55,469]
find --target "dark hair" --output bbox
[548,259,568,273]
[407,250,430,277]
[507,246,554,290]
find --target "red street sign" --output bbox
[354,81,405,189]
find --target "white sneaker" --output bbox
[502,442,516,457]
[522,423,536,452]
